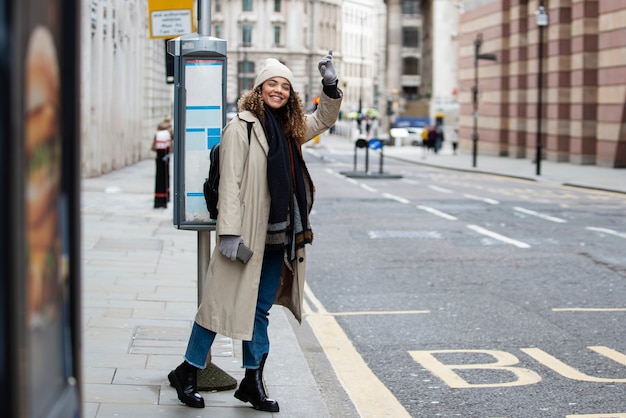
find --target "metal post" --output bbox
[535,3,548,176]
[471,33,497,168]
[197,231,211,304]
[358,15,365,133]
[472,34,482,168]
[197,0,211,36]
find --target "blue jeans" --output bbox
[184,249,283,370]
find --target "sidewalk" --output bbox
[81,160,329,417]
[324,134,626,195]
[80,134,624,418]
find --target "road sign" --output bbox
[148,0,194,39]
[369,139,382,150]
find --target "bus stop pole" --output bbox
[193,0,236,392]
[197,231,211,303]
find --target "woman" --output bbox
[168,52,342,411]
[152,115,173,208]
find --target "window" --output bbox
[238,60,255,74]
[242,0,252,12]
[238,74,255,96]
[238,60,255,95]
[402,27,419,48]
[273,26,281,46]
[242,25,252,46]
[403,86,419,100]
[274,0,281,12]
[402,0,420,15]
[403,57,420,75]
[215,0,222,12]
[215,25,222,39]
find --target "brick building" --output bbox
[458,0,626,168]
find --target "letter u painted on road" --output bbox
[410,346,626,388]
[522,346,626,383]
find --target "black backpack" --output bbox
[203,121,253,220]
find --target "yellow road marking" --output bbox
[305,309,430,317]
[303,283,412,418]
[521,347,626,383]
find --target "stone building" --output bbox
[80,0,385,176]
[385,0,425,124]
[81,0,173,177]
[458,0,626,168]
[210,0,386,115]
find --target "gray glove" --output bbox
[219,235,244,260]
[318,50,338,86]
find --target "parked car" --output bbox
[390,127,424,146]
[406,127,424,146]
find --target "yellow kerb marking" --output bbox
[304,283,413,418]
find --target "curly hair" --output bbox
[237,86,307,143]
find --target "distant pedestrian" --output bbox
[152,115,173,208]
[428,126,438,153]
[451,128,459,155]
[434,125,445,153]
[421,124,430,149]
[167,51,343,411]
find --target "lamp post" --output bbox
[535,2,548,175]
[358,14,365,133]
[472,33,497,168]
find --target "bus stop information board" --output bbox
[184,59,223,223]
[148,0,194,39]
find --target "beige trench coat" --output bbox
[195,91,343,340]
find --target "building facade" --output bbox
[210,0,344,110]
[82,1,626,173]
[458,0,626,168]
[385,0,425,122]
[429,0,461,129]
[80,0,388,176]
[210,0,388,116]
[81,0,172,177]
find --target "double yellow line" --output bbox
[303,283,427,418]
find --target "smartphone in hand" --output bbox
[236,243,253,264]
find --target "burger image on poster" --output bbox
[24,26,61,327]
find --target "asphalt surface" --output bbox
[81,133,624,417]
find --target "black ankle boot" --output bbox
[168,361,205,408]
[234,355,279,412]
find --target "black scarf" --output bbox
[264,106,313,260]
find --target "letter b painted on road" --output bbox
[409,349,542,388]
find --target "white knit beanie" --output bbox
[254,58,295,89]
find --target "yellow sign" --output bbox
[148,0,195,39]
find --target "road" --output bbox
[296,143,626,418]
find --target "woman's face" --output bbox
[261,77,291,110]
